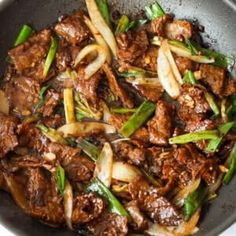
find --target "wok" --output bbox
[0,0,236,235]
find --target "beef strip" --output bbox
[174,55,197,75]
[0,112,18,158]
[177,84,214,132]
[126,200,148,231]
[38,89,60,117]
[75,68,102,107]
[8,29,51,80]
[200,64,226,96]
[102,63,134,108]
[87,211,128,236]
[46,143,94,183]
[148,15,192,40]
[72,193,104,224]
[128,177,182,226]
[116,30,149,64]
[55,10,91,45]
[113,140,146,166]
[4,76,40,116]
[147,100,174,146]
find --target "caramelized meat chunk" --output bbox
[117,30,149,64]
[87,212,128,236]
[8,29,51,78]
[5,76,40,116]
[126,200,148,231]
[103,63,134,108]
[0,112,18,158]
[75,69,102,106]
[38,89,60,117]
[113,140,146,166]
[55,11,90,45]
[148,100,174,146]
[200,64,226,96]
[149,15,192,40]
[175,55,197,75]
[72,193,104,224]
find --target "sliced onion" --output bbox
[208,173,223,195]
[0,90,9,115]
[101,101,112,123]
[74,44,106,79]
[126,77,162,87]
[157,42,181,98]
[3,174,30,214]
[162,40,183,85]
[85,0,117,57]
[94,142,113,187]
[173,178,201,207]
[145,222,173,236]
[58,122,116,137]
[84,15,111,64]
[153,37,215,64]
[64,180,73,230]
[64,88,76,124]
[43,152,56,162]
[112,161,141,183]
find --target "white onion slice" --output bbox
[74,44,106,79]
[64,180,73,230]
[112,162,141,183]
[85,0,117,57]
[157,43,181,98]
[94,142,113,187]
[162,40,183,85]
[58,122,116,137]
[153,37,215,64]
[0,90,9,115]
[63,88,76,124]
[84,15,111,64]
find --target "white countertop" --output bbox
[0,222,235,235]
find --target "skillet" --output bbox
[0,0,236,235]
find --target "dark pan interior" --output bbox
[0,0,236,235]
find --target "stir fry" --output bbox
[0,0,236,235]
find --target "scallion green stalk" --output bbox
[14,24,33,46]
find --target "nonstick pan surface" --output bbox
[0,0,236,235]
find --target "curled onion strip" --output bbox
[85,0,117,57]
[84,16,111,64]
[64,180,73,230]
[74,44,106,79]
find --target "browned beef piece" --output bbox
[4,76,40,116]
[175,144,218,184]
[148,15,192,40]
[38,89,60,117]
[46,143,94,183]
[116,30,149,64]
[132,127,150,143]
[175,55,197,75]
[200,64,226,96]
[4,167,64,225]
[87,211,128,236]
[0,112,18,158]
[165,20,193,40]
[147,100,174,146]
[107,113,129,130]
[55,39,72,72]
[42,114,65,129]
[128,178,182,226]
[8,29,51,77]
[132,83,164,102]
[177,84,213,131]
[126,200,148,231]
[55,11,90,45]
[113,140,146,166]
[148,14,173,37]
[75,68,102,106]
[72,193,104,224]
[17,123,46,153]
[222,77,236,96]
[134,46,158,72]
[103,63,134,108]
